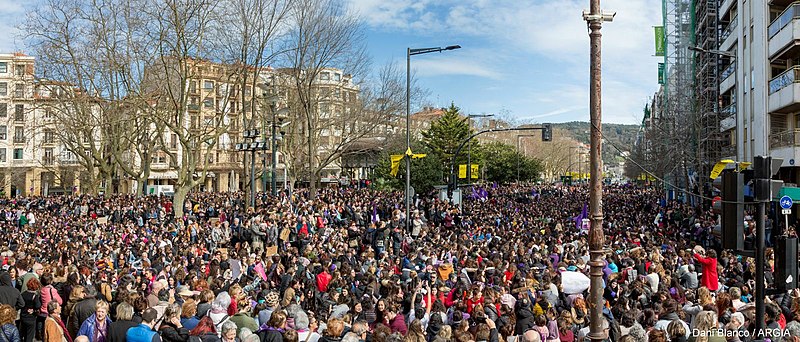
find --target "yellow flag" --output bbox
[411,153,427,159]
[471,164,479,179]
[709,159,735,179]
[390,154,404,177]
[458,164,467,179]
[405,147,413,156]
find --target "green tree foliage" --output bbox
[481,142,543,183]
[374,144,443,194]
[421,103,477,170]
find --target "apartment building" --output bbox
[0,53,86,196]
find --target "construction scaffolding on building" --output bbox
[651,0,697,201]
[694,0,722,197]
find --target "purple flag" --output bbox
[492,182,498,189]
[372,202,379,222]
[573,203,588,229]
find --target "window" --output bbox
[0,103,5,117]
[0,63,6,73]
[204,81,214,90]
[14,65,24,76]
[0,126,6,140]
[203,99,213,108]
[0,149,6,162]
[44,108,52,118]
[0,83,6,96]
[13,127,23,143]
[170,134,178,149]
[334,73,341,81]
[13,148,22,160]
[320,72,330,80]
[14,84,23,98]
[14,105,23,121]
[43,148,54,165]
[189,81,197,94]
[44,129,55,144]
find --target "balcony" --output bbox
[769,3,800,60]
[720,17,738,50]
[720,102,737,117]
[720,115,736,132]
[719,0,735,17]
[769,66,800,113]
[12,137,25,144]
[769,129,800,163]
[720,62,736,92]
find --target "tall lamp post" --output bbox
[236,129,262,208]
[583,2,614,341]
[516,134,535,182]
[467,114,493,183]
[406,44,461,232]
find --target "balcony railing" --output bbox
[770,66,800,94]
[721,16,738,42]
[720,102,737,117]
[770,129,800,148]
[12,137,25,143]
[721,62,736,81]
[769,2,800,38]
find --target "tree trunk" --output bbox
[173,185,190,219]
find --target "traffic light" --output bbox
[542,123,552,142]
[721,171,744,250]
[775,236,798,291]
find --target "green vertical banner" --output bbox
[658,63,665,84]
[654,26,665,56]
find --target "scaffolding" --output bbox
[658,0,697,199]
[694,0,722,193]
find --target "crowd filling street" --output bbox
[0,184,798,342]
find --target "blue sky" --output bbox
[348,0,664,125]
[0,0,663,125]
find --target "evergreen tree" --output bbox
[421,103,477,172]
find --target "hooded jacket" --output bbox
[0,272,23,309]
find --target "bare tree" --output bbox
[280,0,370,195]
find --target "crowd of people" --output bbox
[0,184,797,342]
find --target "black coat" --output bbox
[108,319,139,342]
[257,329,284,342]
[159,322,190,342]
[513,306,535,336]
[0,272,23,309]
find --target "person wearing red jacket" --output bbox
[316,265,332,293]
[693,245,719,291]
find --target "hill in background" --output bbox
[553,121,639,167]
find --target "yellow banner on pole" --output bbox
[471,164,479,179]
[459,164,467,179]
[709,159,735,179]
[390,154,404,177]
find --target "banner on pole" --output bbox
[471,164,479,179]
[390,154,404,177]
[459,164,467,179]
[658,63,665,84]
[654,26,665,56]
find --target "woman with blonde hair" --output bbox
[403,320,426,342]
[76,301,112,342]
[697,287,714,307]
[689,311,724,342]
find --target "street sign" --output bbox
[781,195,793,209]
[783,209,792,215]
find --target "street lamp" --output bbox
[258,82,292,197]
[467,114,493,183]
[236,129,261,208]
[516,134,536,182]
[406,44,461,232]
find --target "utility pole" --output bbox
[583,2,614,341]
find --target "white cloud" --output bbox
[348,0,662,124]
[0,0,27,52]
[411,58,502,80]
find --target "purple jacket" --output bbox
[388,314,407,336]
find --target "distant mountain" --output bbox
[554,122,639,167]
